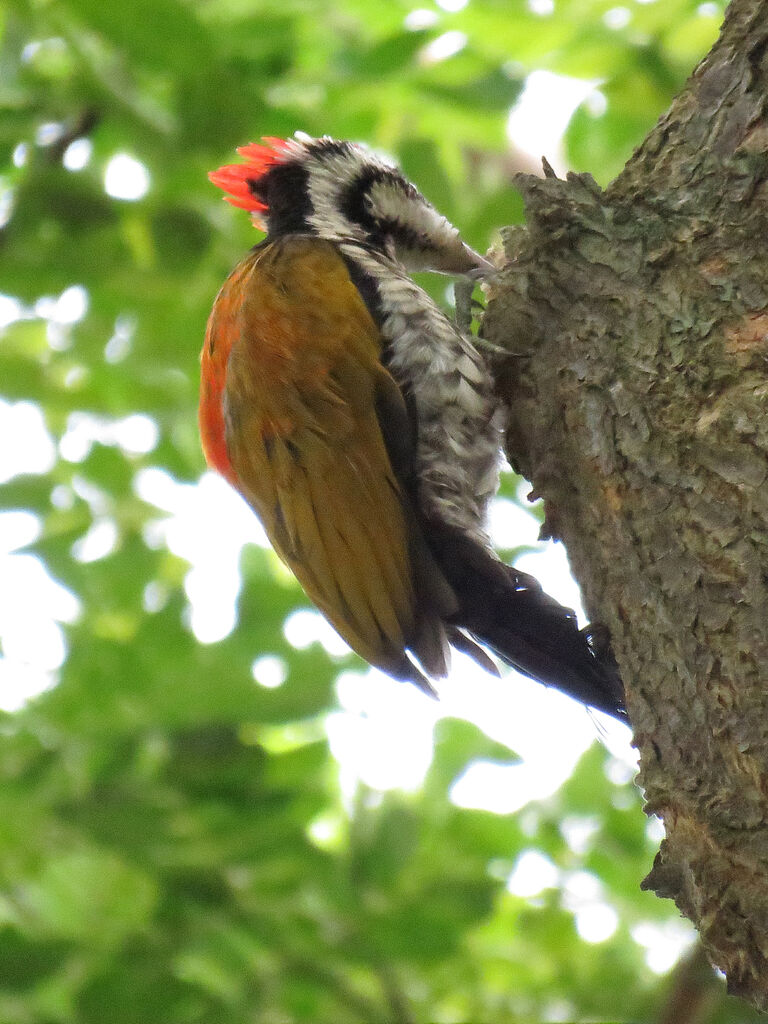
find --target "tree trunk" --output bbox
[482,0,768,1010]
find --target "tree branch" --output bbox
[482,0,768,1009]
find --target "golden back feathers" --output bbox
[201,235,456,687]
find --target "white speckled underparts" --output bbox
[338,241,503,546]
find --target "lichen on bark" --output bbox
[481,0,768,1009]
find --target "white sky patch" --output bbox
[63,365,86,390]
[528,0,554,14]
[436,0,468,10]
[508,70,599,175]
[0,401,56,483]
[0,294,23,329]
[143,580,169,614]
[0,511,40,553]
[508,849,559,897]
[51,484,73,510]
[24,284,89,351]
[632,919,697,974]
[449,672,602,812]
[0,184,14,229]
[328,669,436,795]
[105,314,136,363]
[63,138,92,172]
[560,815,600,855]
[646,815,665,843]
[283,608,350,658]
[135,469,269,644]
[605,752,636,785]
[52,285,88,324]
[60,411,159,462]
[252,654,288,689]
[71,519,119,563]
[114,414,158,453]
[405,8,439,29]
[34,296,56,320]
[36,122,64,147]
[604,6,631,29]
[0,553,80,712]
[0,661,57,712]
[576,902,619,943]
[307,815,342,848]
[0,555,80,624]
[104,153,151,201]
[326,627,633,812]
[184,563,240,642]
[488,496,541,550]
[563,870,618,943]
[419,30,467,65]
[71,474,110,516]
[21,37,66,64]
[597,717,636,765]
[585,89,608,117]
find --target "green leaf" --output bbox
[426,717,520,798]
[339,29,430,79]
[19,846,157,946]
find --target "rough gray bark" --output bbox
[481,0,768,1010]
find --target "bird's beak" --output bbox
[454,243,495,280]
[461,246,496,280]
[407,240,497,279]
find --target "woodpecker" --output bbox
[200,134,627,721]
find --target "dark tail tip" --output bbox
[429,525,629,722]
[468,595,628,722]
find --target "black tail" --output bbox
[430,526,628,722]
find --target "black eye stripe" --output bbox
[340,167,423,249]
[341,168,390,231]
[377,218,426,252]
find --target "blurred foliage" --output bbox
[0,0,757,1021]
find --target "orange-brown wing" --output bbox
[202,235,455,685]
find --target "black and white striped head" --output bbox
[210,134,492,278]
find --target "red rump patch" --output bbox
[208,136,292,212]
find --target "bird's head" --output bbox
[210,134,492,278]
